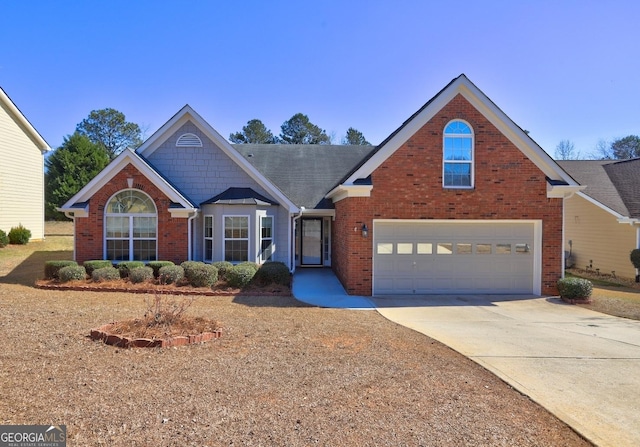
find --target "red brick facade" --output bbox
[331,94,563,296]
[74,163,189,264]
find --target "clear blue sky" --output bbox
[2,1,639,158]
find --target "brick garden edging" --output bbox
[90,323,222,348]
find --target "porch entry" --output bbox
[300,217,330,266]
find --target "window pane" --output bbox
[106,216,129,238]
[516,243,530,254]
[444,121,471,134]
[225,216,248,238]
[133,240,156,261]
[261,239,273,262]
[397,243,413,254]
[133,217,156,238]
[107,190,155,213]
[444,138,472,160]
[476,243,492,254]
[437,243,453,254]
[496,244,512,254]
[417,243,432,254]
[457,243,472,254]
[205,240,213,261]
[225,240,248,262]
[444,163,471,186]
[261,217,273,238]
[106,240,129,261]
[204,216,213,238]
[377,243,393,254]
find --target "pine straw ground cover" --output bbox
[0,286,591,446]
[0,223,592,446]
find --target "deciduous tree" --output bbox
[554,140,580,160]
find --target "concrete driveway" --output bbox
[372,294,640,447]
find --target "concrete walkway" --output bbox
[292,270,640,447]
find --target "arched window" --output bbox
[443,120,474,188]
[105,189,157,261]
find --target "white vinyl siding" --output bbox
[0,102,46,240]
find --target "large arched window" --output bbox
[105,189,157,261]
[443,120,474,188]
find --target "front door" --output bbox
[301,218,323,265]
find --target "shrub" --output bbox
[117,261,145,278]
[129,266,155,284]
[187,264,218,288]
[630,249,640,269]
[237,261,259,272]
[227,263,257,288]
[180,261,205,281]
[58,265,87,283]
[557,277,593,299]
[212,261,233,279]
[8,224,31,245]
[253,262,291,286]
[148,261,174,279]
[0,229,8,248]
[158,265,184,285]
[92,266,121,282]
[83,260,113,276]
[44,260,78,280]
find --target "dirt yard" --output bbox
[0,223,598,445]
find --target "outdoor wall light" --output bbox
[361,223,369,238]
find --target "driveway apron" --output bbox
[372,295,640,447]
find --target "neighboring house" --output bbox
[0,87,50,240]
[59,75,579,296]
[558,159,640,280]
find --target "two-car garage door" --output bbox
[373,221,539,295]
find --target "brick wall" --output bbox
[74,163,189,264]
[332,94,563,296]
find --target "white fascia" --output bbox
[325,184,373,203]
[547,184,584,198]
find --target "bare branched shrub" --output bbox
[143,293,195,328]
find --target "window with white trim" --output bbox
[204,215,213,261]
[260,216,274,263]
[105,189,157,261]
[224,215,249,262]
[443,120,474,188]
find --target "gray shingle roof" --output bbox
[558,159,640,218]
[233,144,376,209]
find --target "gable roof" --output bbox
[559,158,640,219]
[58,148,197,218]
[233,144,376,209]
[331,74,578,200]
[137,105,298,213]
[0,87,50,153]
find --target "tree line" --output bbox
[555,136,640,160]
[229,114,370,145]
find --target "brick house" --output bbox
[59,75,579,296]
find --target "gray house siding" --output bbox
[146,121,290,265]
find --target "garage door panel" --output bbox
[373,221,536,295]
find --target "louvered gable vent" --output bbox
[176,133,203,147]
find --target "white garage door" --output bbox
[373,221,537,295]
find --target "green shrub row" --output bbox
[45,260,78,279]
[557,277,593,299]
[130,266,154,284]
[58,265,87,282]
[0,229,8,248]
[159,265,184,284]
[253,262,291,286]
[181,261,218,287]
[92,266,121,282]
[227,263,258,288]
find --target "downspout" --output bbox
[188,211,198,261]
[290,207,305,273]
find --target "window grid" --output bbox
[260,216,274,263]
[204,215,213,262]
[224,216,249,263]
[105,189,157,261]
[443,120,474,188]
